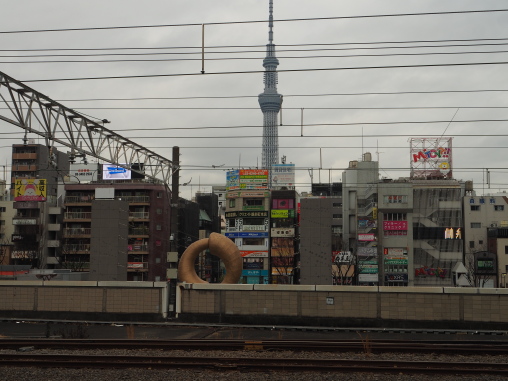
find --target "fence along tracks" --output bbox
[2,339,508,375]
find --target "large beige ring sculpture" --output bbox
[178,232,242,284]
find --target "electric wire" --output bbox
[1,9,507,34]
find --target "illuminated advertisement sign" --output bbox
[383,221,408,231]
[14,179,47,202]
[102,164,132,180]
[271,209,295,218]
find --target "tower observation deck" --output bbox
[258,0,283,169]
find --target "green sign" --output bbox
[384,259,408,265]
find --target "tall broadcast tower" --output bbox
[259,0,283,169]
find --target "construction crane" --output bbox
[0,70,174,185]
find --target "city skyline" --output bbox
[0,1,507,199]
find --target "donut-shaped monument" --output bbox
[177,232,242,284]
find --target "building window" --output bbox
[0,207,5,212]
[332,214,342,219]
[156,224,162,231]
[332,202,342,207]
[384,213,407,221]
[245,199,263,206]
[243,238,264,246]
[479,240,483,245]
[229,199,235,208]
[470,205,480,211]
[156,208,162,214]
[157,192,162,198]
[470,222,481,228]
[469,241,475,249]
[495,205,504,211]
[505,246,508,255]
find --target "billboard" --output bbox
[271,164,295,190]
[239,169,269,190]
[14,179,47,202]
[410,137,453,179]
[102,164,131,180]
[70,163,99,182]
[226,170,240,190]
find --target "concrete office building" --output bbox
[464,193,508,287]
[270,189,299,284]
[10,143,68,268]
[62,182,171,281]
[225,189,271,284]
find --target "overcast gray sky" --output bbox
[1,0,508,199]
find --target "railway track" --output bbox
[2,338,508,355]
[0,353,507,375]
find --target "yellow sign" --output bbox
[271,210,289,218]
[14,179,47,202]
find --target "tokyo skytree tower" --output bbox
[259,0,283,169]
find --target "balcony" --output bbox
[63,228,91,238]
[12,164,37,172]
[127,262,149,272]
[12,217,39,226]
[64,195,95,205]
[129,211,149,220]
[64,212,92,221]
[47,240,60,248]
[128,244,149,253]
[12,153,37,160]
[61,244,90,253]
[128,227,149,237]
[47,223,61,231]
[118,196,150,204]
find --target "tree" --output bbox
[271,237,295,284]
[464,246,495,288]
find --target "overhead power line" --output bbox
[2,9,507,34]
[55,89,508,102]
[4,48,508,64]
[3,36,508,52]
[21,60,508,82]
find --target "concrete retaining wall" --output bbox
[178,284,508,329]
[0,281,168,321]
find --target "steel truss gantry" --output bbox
[0,70,173,185]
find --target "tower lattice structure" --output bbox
[258,0,282,169]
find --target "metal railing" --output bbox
[63,228,92,236]
[64,212,92,220]
[129,211,149,219]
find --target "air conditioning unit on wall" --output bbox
[490,223,498,227]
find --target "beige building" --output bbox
[463,194,508,287]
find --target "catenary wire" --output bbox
[1,9,507,34]
[19,60,508,82]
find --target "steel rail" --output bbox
[2,338,508,354]
[1,354,507,375]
